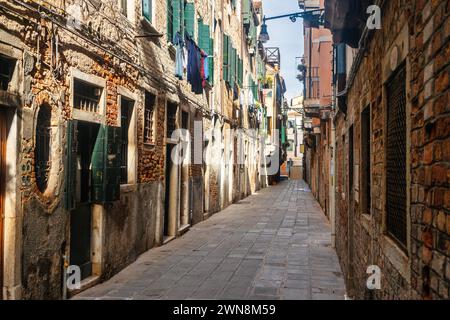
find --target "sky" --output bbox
[263,0,305,104]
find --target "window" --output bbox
[167,0,183,43]
[120,97,134,184]
[73,79,102,114]
[287,140,294,152]
[386,64,407,247]
[120,0,127,17]
[361,106,371,214]
[144,91,156,144]
[35,104,52,192]
[142,0,152,22]
[0,55,16,91]
[166,102,178,138]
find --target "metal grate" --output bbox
[144,92,156,144]
[35,105,52,192]
[386,64,407,247]
[166,103,177,138]
[73,80,102,114]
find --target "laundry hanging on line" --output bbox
[174,32,210,94]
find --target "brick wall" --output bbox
[332,0,449,299]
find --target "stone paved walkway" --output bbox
[75,180,346,300]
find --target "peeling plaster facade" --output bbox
[0,0,274,299]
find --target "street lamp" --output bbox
[259,22,270,43]
[258,9,324,43]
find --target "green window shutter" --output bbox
[197,19,204,48]
[235,51,238,85]
[64,120,77,211]
[238,58,243,87]
[230,47,235,85]
[104,126,122,202]
[208,38,214,85]
[184,2,195,38]
[203,25,210,53]
[142,0,152,22]
[243,0,251,25]
[198,20,210,52]
[92,125,122,203]
[91,124,106,203]
[172,0,182,42]
[223,34,228,81]
[227,39,232,83]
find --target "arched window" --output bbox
[35,104,51,193]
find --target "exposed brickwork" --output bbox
[0,0,269,299]
[322,0,450,299]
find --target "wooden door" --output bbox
[0,110,6,299]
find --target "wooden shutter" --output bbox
[227,39,232,83]
[230,48,236,85]
[198,19,210,52]
[104,126,122,202]
[91,124,106,203]
[142,0,152,22]
[243,0,251,26]
[172,0,182,42]
[208,38,214,85]
[184,2,195,37]
[223,34,229,81]
[238,58,243,87]
[64,120,77,211]
[92,125,122,203]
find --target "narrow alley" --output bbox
[75,180,345,300]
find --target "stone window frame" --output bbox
[141,0,156,27]
[117,86,138,189]
[380,24,412,281]
[70,68,107,125]
[0,43,22,299]
[118,0,137,24]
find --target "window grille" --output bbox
[0,55,15,91]
[35,105,52,192]
[386,64,407,247]
[361,106,371,214]
[74,80,102,114]
[144,92,156,144]
[166,103,178,138]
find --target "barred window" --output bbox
[73,79,102,114]
[361,106,371,214]
[0,55,15,91]
[35,104,52,192]
[386,64,407,247]
[166,102,178,138]
[144,92,156,144]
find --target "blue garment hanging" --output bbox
[174,32,185,80]
[186,37,203,94]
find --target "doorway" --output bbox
[69,121,100,281]
[0,110,6,299]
